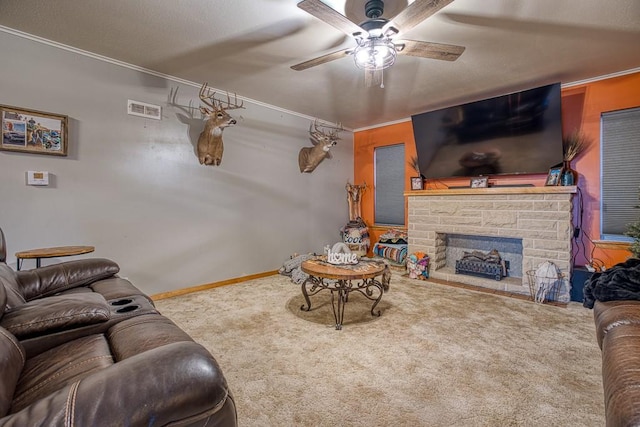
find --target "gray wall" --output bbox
[0,30,354,295]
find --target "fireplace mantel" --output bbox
[406,185,576,300]
[405,186,577,197]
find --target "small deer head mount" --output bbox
[197,82,244,166]
[298,119,343,173]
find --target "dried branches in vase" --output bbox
[408,155,420,175]
[408,155,423,190]
[560,130,591,185]
[563,130,591,161]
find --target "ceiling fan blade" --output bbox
[297,0,367,38]
[396,39,465,61]
[383,0,454,36]
[291,48,352,71]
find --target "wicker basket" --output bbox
[526,269,564,303]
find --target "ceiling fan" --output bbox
[291,0,465,85]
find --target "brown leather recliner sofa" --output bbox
[585,258,640,426]
[0,228,237,426]
[593,300,640,427]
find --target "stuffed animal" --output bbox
[407,254,419,279]
[407,252,430,280]
[416,255,430,280]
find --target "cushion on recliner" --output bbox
[107,314,194,361]
[68,342,233,426]
[0,264,27,309]
[0,327,25,418]
[89,277,154,304]
[15,258,120,301]
[1,293,111,339]
[11,334,114,413]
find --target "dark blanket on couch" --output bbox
[583,258,640,308]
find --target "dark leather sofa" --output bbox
[586,258,640,426]
[593,299,640,427]
[0,228,237,426]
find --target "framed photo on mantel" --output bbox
[470,176,489,188]
[545,166,563,186]
[0,105,68,156]
[411,176,424,190]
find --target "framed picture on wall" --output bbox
[470,176,489,188]
[411,176,424,190]
[545,166,562,186]
[1,105,68,156]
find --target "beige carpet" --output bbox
[155,273,605,426]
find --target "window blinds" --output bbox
[601,107,640,237]
[374,144,405,226]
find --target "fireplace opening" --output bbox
[441,234,523,278]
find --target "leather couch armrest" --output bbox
[15,258,119,301]
[0,342,236,427]
[0,327,24,419]
[594,300,640,349]
[0,293,110,339]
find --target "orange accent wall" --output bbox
[563,72,640,267]
[354,72,640,265]
[353,121,416,252]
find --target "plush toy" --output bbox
[407,252,430,280]
[416,255,430,280]
[407,254,419,279]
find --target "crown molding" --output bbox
[0,25,351,131]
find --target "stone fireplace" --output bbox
[406,187,576,299]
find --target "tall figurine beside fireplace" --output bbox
[341,182,369,256]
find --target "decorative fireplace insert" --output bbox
[455,249,508,281]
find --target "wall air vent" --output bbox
[127,100,161,120]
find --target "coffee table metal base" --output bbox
[300,276,386,330]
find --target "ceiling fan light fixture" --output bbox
[353,38,397,70]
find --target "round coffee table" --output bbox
[300,257,390,330]
[15,245,95,270]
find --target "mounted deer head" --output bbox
[197,82,244,166]
[298,119,343,173]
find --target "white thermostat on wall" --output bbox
[26,171,49,186]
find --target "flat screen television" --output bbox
[411,82,563,180]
